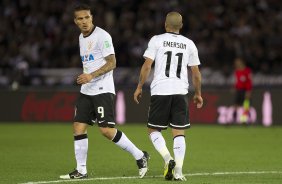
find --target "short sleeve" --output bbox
[99,32,115,57]
[188,41,201,66]
[143,36,158,61]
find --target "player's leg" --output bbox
[149,128,175,180]
[147,95,175,180]
[234,90,245,123]
[60,93,94,179]
[99,127,145,161]
[94,93,149,178]
[99,127,149,178]
[241,90,251,123]
[170,94,189,181]
[148,128,173,166]
[72,122,88,177]
[172,129,186,181]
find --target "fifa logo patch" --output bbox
[104,41,111,48]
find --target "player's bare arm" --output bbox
[77,54,116,84]
[91,54,116,78]
[191,65,203,108]
[134,58,153,104]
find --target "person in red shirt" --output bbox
[233,58,252,123]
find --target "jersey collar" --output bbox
[83,26,96,38]
[167,32,180,35]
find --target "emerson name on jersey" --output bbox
[163,41,186,49]
[143,32,200,96]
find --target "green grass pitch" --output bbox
[0,123,282,184]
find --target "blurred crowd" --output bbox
[0,0,281,87]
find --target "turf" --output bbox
[0,123,282,184]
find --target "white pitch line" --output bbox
[19,171,282,184]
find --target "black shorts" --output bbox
[148,94,190,130]
[74,93,115,128]
[235,90,246,106]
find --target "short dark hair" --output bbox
[74,4,91,14]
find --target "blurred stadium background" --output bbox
[0,0,282,183]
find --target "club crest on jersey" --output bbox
[88,41,94,50]
[81,54,94,62]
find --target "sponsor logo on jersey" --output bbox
[81,54,94,62]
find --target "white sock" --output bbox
[150,131,172,164]
[112,130,144,160]
[74,134,88,174]
[173,135,186,175]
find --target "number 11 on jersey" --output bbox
[164,51,183,78]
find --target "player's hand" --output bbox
[77,73,93,84]
[193,95,203,108]
[134,88,142,104]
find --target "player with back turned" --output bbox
[134,12,203,181]
[59,4,149,180]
